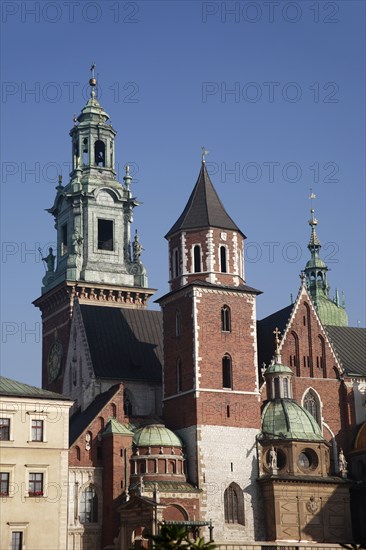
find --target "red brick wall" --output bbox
[163,288,261,430]
[279,296,353,451]
[168,229,245,291]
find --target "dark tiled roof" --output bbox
[69,384,121,445]
[0,376,71,400]
[325,326,366,377]
[157,279,261,304]
[80,306,163,381]
[257,304,294,369]
[165,163,244,238]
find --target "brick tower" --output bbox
[158,159,264,542]
[33,66,154,392]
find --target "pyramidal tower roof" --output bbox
[165,162,244,239]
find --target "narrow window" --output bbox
[79,486,98,523]
[31,419,44,442]
[173,249,179,278]
[222,355,232,389]
[221,305,231,332]
[61,223,68,255]
[177,359,183,393]
[94,140,105,166]
[0,418,10,440]
[11,532,23,550]
[98,219,113,251]
[193,245,201,273]
[220,246,227,273]
[111,403,117,417]
[82,138,88,165]
[75,446,81,461]
[283,378,289,398]
[175,311,181,337]
[226,405,230,418]
[123,390,132,416]
[274,377,280,398]
[230,462,233,472]
[29,473,43,496]
[0,472,9,496]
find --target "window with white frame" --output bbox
[0,418,10,440]
[31,419,44,442]
[79,486,98,523]
[28,473,44,497]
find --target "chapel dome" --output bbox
[261,399,324,441]
[133,424,182,448]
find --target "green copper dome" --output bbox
[266,363,293,375]
[261,399,324,441]
[316,296,348,327]
[133,424,182,448]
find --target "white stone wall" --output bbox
[67,467,103,550]
[177,425,265,543]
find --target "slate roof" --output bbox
[165,163,244,238]
[80,306,163,382]
[257,304,294,369]
[0,376,70,401]
[69,383,121,445]
[324,326,366,377]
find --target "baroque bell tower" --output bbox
[34,66,154,392]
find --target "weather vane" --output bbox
[201,146,209,163]
[309,188,316,210]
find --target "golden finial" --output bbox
[273,327,281,355]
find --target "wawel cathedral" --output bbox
[30,71,366,549]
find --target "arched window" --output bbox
[82,138,88,165]
[221,305,231,332]
[274,377,280,398]
[224,483,245,525]
[283,378,289,398]
[303,390,321,426]
[79,486,98,523]
[317,335,326,377]
[94,140,105,166]
[290,331,300,377]
[75,446,81,461]
[123,390,132,416]
[193,245,201,273]
[176,359,182,393]
[222,355,232,389]
[111,403,117,417]
[220,246,227,273]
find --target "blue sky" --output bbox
[1,1,365,385]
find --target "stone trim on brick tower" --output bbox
[159,162,264,541]
[165,163,246,291]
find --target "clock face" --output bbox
[47,340,63,383]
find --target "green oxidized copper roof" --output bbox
[103,418,134,437]
[316,296,348,327]
[133,424,182,448]
[261,399,324,441]
[266,362,293,375]
[0,376,70,400]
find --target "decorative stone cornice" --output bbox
[34,280,155,319]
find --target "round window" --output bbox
[265,447,286,470]
[298,448,318,471]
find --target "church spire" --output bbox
[303,194,348,326]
